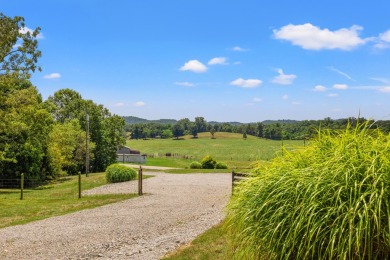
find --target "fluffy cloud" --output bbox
[134,101,145,107]
[43,73,61,79]
[19,27,44,39]
[271,68,296,85]
[175,82,195,87]
[230,78,262,88]
[114,102,126,107]
[333,84,348,90]
[313,85,327,92]
[374,30,390,49]
[292,101,301,105]
[253,97,263,102]
[231,46,248,51]
[327,93,339,97]
[180,60,207,73]
[273,23,367,50]
[208,57,228,65]
[282,95,289,100]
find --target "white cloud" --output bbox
[313,85,327,92]
[114,102,126,107]
[19,27,44,39]
[379,87,390,93]
[328,66,354,81]
[271,68,296,85]
[282,95,289,100]
[234,61,242,65]
[370,78,390,84]
[180,60,207,73]
[43,73,61,79]
[327,93,339,97]
[175,81,195,87]
[292,101,301,105]
[253,97,263,102]
[230,78,262,88]
[208,57,228,65]
[333,84,348,90]
[374,30,390,49]
[273,23,367,50]
[231,46,248,51]
[134,101,145,107]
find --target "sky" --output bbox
[2,0,390,122]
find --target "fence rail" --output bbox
[1,168,144,200]
[232,171,250,193]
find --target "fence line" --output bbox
[231,171,250,193]
[1,168,144,200]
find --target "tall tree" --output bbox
[0,13,42,77]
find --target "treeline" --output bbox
[0,13,125,182]
[125,116,390,140]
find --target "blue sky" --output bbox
[3,0,390,122]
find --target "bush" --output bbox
[226,122,390,259]
[215,162,228,169]
[189,161,202,169]
[105,164,137,183]
[201,155,217,169]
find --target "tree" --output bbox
[0,73,53,180]
[256,122,264,138]
[48,120,95,176]
[172,123,184,140]
[194,117,207,133]
[0,13,42,77]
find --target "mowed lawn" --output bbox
[126,132,304,169]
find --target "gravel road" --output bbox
[0,171,231,259]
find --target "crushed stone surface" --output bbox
[0,172,231,259]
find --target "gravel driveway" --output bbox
[0,171,231,259]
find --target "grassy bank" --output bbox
[0,172,138,229]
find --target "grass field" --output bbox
[127,132,304,169]
[0,172,142,229]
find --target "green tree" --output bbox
[195,116,207,133]
[0,73,53,180]
[172,123,184,140]
[48,120,95,176]
[0,13,42,77]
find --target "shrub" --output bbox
[215,162,228,169]
[201,155,217,169]
[189,161,202,169]
[105,164,137,183]
[226,121,390,259]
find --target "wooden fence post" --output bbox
[138,166,143,196]
[78,171,81,198]
[20,173,24,200]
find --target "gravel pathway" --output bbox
[0,172,231,259]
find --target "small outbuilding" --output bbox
[117,146,146,164]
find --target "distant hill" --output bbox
[122,116,302,125]
[122,116,177,125]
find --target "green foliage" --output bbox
[189,161,202,169]
[105,164,137,183]
[0,13,42,77]
[227,122,390,259]
[201,155,217,169]
[0,73,53,181]
[215,162,228,169]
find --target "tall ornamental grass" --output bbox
[226,122,390,259]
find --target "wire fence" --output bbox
[0,175,80,200]
[0,168,144,200]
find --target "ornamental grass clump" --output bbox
[226,122,390,259]
[105,164,137,183]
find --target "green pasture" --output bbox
[127,132,304,169]
[0,172,142,229]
